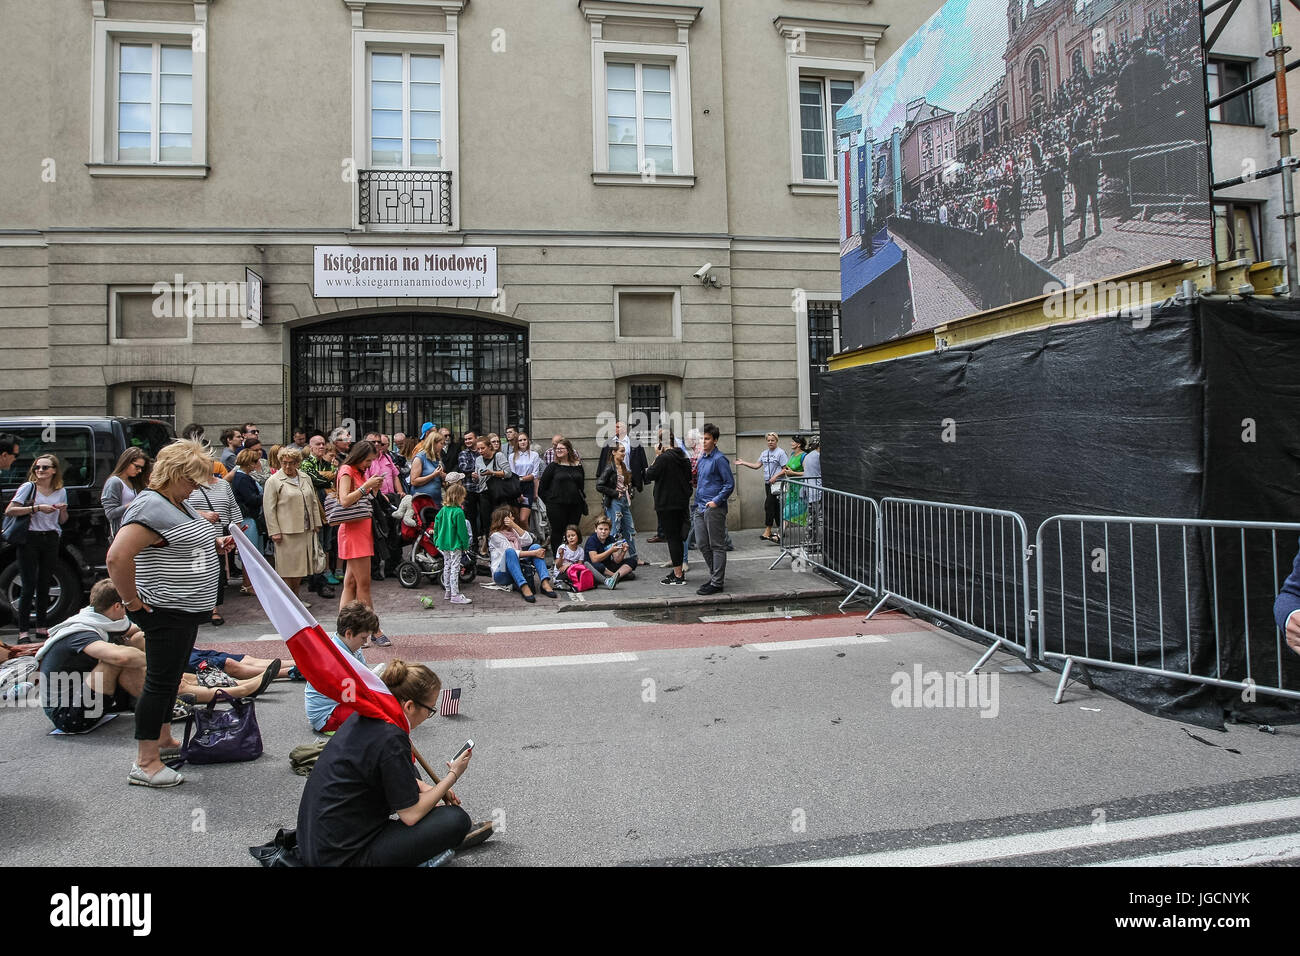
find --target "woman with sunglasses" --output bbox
[4,454,69,640]
[296,658,472,866]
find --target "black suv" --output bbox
[0,417,175,627]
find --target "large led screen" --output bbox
[835,0,1212,349]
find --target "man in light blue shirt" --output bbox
[692,423,735,595]
[304,602,378,733]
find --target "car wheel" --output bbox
[0,559,82,625]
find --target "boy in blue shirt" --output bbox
[585,516,635,590]
[304,602,380,733]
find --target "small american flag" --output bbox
[439,687,461,716]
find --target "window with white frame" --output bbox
[90,16,209,176]
[606,61,675,175]
[350,28,460,230]
[800,76,855,181]
[370,51,443,168]
[116,42,194,162]
[579,0,699,188]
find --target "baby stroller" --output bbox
[395,495,478,590]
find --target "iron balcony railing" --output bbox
[359,168,453,227]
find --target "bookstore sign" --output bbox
[314,246,497,297]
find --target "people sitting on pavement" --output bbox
[304,602,379,734]
[586,516,635,590]
[488,505,556,603]
[555,524,603,590]
[296,658,472,866]
[187,647,290,684]
[36,579,144,733]
[35,580,279,736]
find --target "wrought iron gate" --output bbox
[290,313,528,440]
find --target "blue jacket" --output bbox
[694,448,735,513]
[1274,536,1300,633]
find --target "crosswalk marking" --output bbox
[485,621,609,634]
[788,796,1300,866]
[1091,832,1300,867]
[744,635,890,652]
[485,651,637,669]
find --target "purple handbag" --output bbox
[179,690,263,765]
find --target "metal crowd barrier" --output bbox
[1037,516,1300,704]
[868,498,1034,671]
[767,484,1300,705]
[770,479,880,611]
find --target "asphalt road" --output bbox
[3,603,1299,868]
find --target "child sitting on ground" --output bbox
[555,524,602,590]
[433,479,472,605]
[585,516,635,590]
[304,602,380,733]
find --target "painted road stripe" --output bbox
[1090,833,1300,867]
[485,621,610,634]
[486,651,637,669]
[745,635,890,652]
[699,610,813,623]
[788,796,1300,867]
[257,634,282,641]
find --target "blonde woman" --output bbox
[4,453,69,639]
[107,439,233,788]
[263,447,325,599]
[408,428,446,502]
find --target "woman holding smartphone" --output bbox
[4,453,69,640]
[336,441,387,642]
[297,659,472,866]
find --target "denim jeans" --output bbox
[493,548,550,589]
[605,497,638,564]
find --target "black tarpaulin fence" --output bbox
[820,297,1300,728]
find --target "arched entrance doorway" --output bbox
[290,311,529,440]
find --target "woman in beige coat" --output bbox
[264,447,325,598]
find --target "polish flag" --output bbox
[230,524,408,731]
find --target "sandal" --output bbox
[239,586,255,596]
[209,613,225,627]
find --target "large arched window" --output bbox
[1072,50,1084,76]
[1030,59,1042,95]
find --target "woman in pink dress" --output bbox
[335,440,389,644]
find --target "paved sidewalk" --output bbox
[137,528,844,643]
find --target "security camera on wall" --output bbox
[694,263,720,288]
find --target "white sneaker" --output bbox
[128,763,184,788]
[450,594,473,605]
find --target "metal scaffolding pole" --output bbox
[1269,0,1299,295]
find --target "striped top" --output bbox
[120,489,221,611]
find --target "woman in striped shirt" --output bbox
[108,439,233,789]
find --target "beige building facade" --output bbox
[0,0,944,529]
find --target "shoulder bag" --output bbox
[1,484,36,545]
[177,689,263,765]
[324,468,373,525]
[488,453,522,504]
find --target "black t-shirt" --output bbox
[39,629,105,717]
[297,713,420,866]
